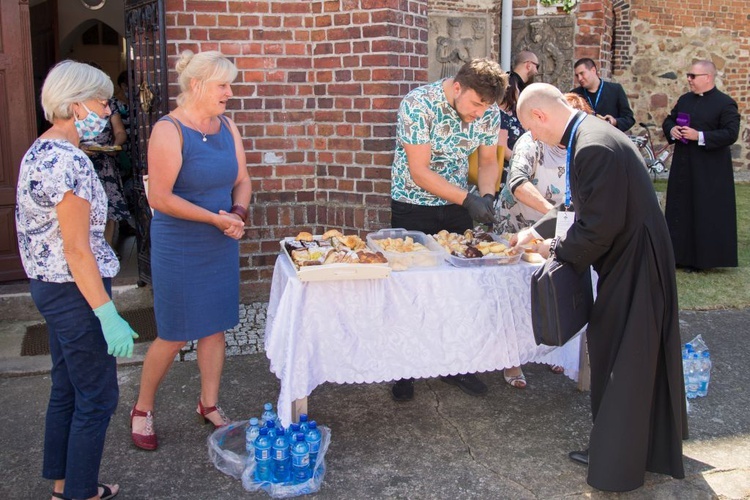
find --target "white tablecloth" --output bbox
[265,255,582,426]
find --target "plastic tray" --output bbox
[435,234,522,267]
[366,228,446,271]
[280,237,391,282]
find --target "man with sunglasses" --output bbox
[508,50,539,107]
[571,58,635,132]
[662,60,740,273]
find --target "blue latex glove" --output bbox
[93,301,139,358]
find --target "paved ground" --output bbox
[1,282,749,499]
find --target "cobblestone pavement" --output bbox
[180,302,267,361]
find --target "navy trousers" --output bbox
[30,279,118,500]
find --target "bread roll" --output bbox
[322,229,344,240]
[295,231,314,242]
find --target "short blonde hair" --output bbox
[41,60,113,123]
[175,50,238,106]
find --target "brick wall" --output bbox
[164,0,428,300]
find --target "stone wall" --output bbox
[572,0,750,170]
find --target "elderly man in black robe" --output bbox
[662,60,740,272]
[512,83,687,492]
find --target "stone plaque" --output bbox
[428,14,493,82]
[512,17,575,91]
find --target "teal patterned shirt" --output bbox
[391,79,502,206]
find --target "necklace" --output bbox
[186,114,211,142]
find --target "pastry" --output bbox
[322,229,344,240]
[295,231,314,242]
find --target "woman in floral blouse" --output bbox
[15,60,138,500]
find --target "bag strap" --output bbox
[162,114,184,150]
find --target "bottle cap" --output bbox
[259,427,268,435]
[299,414,308,422]
[309,421,317,429]
[264,402,273,410]
[277,428,285,436]
[290,423,299,430]
[267,420,275,428]
[249,417,259,425]
[296,433,305,441]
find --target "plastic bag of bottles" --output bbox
[207,420,251,479]
[240,425,331,498]
[682,334,712,399]
[208,420,331,498]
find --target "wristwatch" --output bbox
[549,237,560,257]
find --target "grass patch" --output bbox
[653,180,750,310]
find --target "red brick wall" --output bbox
[164,0,428,300]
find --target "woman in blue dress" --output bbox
[130,50,251,451]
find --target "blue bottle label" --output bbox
[292,454,309,468]
[255,449,270,461]
[274,448,288,460]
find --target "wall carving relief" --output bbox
[428,14,492,82]
[512,17,575,91]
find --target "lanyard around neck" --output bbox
[585,81,604,112]
[565,113,586,209]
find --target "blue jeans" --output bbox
[30,279,118,500]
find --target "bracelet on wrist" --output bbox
[230,204,248,223]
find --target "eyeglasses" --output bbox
[686,73,708,79]
[526,61,540,69]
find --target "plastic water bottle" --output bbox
[682,350,691,396]
[291,433,311,484]
[287,423,300,449]
[245,417,260,457]
[253,427,273,482]
[298,413,309,434]
[261,402,279,426]
[305,421,322,469]
[697,350,712,397]
[265,420,277,440]
[272,428,291,483]
[686,352,700,399]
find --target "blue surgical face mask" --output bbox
[74,103,109,141]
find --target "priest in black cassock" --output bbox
[513,83,687,492]
[662,60,740,272]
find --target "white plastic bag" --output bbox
[208,421,332,498]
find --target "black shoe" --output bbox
[391,378,414,401]
[568,449,589,465]
[439,374,488,396]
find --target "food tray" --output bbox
[366,228,446,271]
[439,235,522,267]
[280,238,391,282]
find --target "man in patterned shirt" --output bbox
[390,58,507,401]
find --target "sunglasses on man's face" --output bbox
[686,73,708,79]
[527,61,540,69]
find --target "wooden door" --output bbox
[0,0,37,282]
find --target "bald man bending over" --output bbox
[513,83,687,492]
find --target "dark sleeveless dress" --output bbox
[150,116,240,341]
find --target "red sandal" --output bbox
[130,404,158,451]
[196,398,230,429]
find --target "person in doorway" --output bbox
[16,60,138,500]
[130,50,251,450]
[389,58,506,401]
[81,63,131,249]
[513,83,687,492]
[662,59,740,272]
[571,58,635,132]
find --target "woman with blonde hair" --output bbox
[16,60,137,500]
[130,50,251,450]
